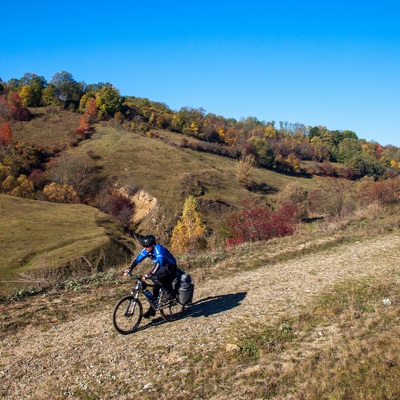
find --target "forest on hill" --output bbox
[1,71,400,180]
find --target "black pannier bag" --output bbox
[172,268,194,306]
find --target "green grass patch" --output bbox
[0,194,132,296]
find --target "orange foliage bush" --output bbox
[0,123,14,146]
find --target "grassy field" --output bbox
[0,194,133,296]
[10,107,81,147]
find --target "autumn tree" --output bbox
[357,177,400,207]
[236,154,255,187]
[0,123,14,146]
[4,91,31,121]
[10,174,35,199]
[276,183,310,221]
[28,168,46,189]
[0,96,10,119]
[85,97,98,121]
[75,118,92,139]
[170,195,206,254]
[41,85,60,107]
[1,175,16,193]
[95,189,135,229]
[308,179,357,219]
[18,73,46,107]
[248,137,275,168]
[3,143,51,177]
[310,136,331,161]
[43,182,80,203]
[46,153,104,201]
[0,164,11,186]
[95,85,122,119]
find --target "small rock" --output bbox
[383,298,392,306]
[225,343,240,352]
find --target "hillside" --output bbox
[1,111,327,294]
[0,194,133,296]
[1,227,399,399]
[73,124,317,233]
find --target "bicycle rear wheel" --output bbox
[113,295,143,334]
[159,298,184,322]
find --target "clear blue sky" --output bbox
[2,1,400,146]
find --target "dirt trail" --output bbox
[1,233,400,399]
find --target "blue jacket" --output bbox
[129,243,177,278]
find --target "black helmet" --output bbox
[140,234,156,247]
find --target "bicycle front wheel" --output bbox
[159,298,184,322]
[113,295,143,334]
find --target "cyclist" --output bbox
[123,234,177,318]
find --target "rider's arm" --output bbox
[124,249,148,274]
[144,262,161,278]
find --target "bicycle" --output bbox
[112,274,185,335]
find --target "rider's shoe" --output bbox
[143,307,156,319]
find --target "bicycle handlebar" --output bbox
[123,273,156,287]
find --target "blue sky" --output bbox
[2,1,400,146]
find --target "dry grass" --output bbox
[149,275,400,400]
[10,107,81,147]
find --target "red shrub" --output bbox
[226,199,298,246]
[96,190,135,229]
[28,168,46,188]
[75,118,92,138]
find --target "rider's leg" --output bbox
[143,307,156,318]
[150,279,162,302]
[152,276,174,302]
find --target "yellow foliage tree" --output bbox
[43,182,80,204]
[0,164,10,185]
[171,195,206,254]
[1,175,16,193]
[236,154,255,186]
[10,174,35,199]
[264,125,278,138]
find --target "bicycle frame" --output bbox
[129,275,164,311]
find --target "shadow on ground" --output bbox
[136,292,247,332]
[188,292,247,318]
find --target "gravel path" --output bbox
[1,233,399,399]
